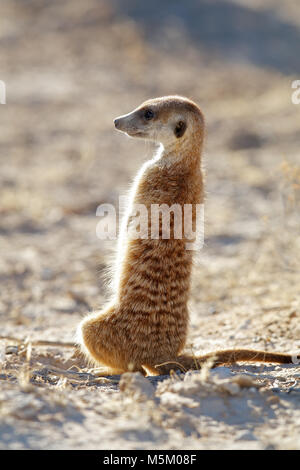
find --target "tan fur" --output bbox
[78,96,298,375]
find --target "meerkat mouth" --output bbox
[126,130,147,138]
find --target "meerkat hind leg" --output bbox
[142,364,160,376]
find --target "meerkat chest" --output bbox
[136,165,201,206]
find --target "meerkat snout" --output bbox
[113,112,142,136]
[113,117,121,129]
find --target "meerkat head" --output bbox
[114,96,204,148]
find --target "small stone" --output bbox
[5,345,19,355]
[236,430,257,441]
[119,372,155,400]
[221,382,240,395]
[232,375,260,389]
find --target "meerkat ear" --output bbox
[174,120,187,138]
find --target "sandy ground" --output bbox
[0,0,300,449]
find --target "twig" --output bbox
[33,366,119,384]
[0,335,76,348]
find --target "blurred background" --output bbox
[1,0,300,352]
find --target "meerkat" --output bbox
[77,96,298,375]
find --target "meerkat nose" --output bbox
[114,118,121,129]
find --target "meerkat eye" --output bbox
[144,109,154,120]
[174,121,187,138]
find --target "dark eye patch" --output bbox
[144,109,154,120]
[174,121,187,138]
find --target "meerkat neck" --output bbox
[155,136,202,169]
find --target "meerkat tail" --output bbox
[154,350,298,374]
[193,349,296,367]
